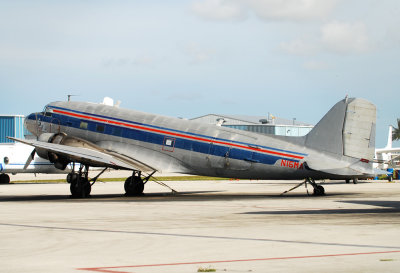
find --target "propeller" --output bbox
[23,149,36,170]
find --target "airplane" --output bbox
[9,96,377,198]
[0,142,69,184]
[374,125,400,179]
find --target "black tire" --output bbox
[313,185,325,196]
[353,178,358,184]
[66,173,78,183]
[345,179,350,184]
[70,177,91,198]
[0,174,10,184]
[124,176,144,196]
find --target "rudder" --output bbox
[305,97,376,160]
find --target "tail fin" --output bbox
[385,126,393,149]
[305,97,376,160]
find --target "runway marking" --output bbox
[77,250,400,273]
[1,222,399,250]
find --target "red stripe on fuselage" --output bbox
[53,109,304,160]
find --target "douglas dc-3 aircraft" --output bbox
[10,96,376,198]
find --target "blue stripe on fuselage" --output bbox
[31,109,302,166]
[46,105,307,156]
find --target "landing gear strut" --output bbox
[68,164,91,198]
[124,171,156,196]
[281,177,325,196]
[307,178,325,196]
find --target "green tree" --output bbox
[393,119,400,141]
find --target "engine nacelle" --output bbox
[35,132,106,170]
[36,133,70,170]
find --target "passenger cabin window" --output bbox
[80,121,88,129]
[96,124,105,133]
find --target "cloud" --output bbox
[281,21,373,57]
[183,43,215,64]
[303,60,330,70]
[321,21,372,54]
[191,0,340,22]
[191,0,246,21]
[280,39,318,55]
[247,0,339,21]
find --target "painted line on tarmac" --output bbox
[77,250,400,273]
[1,222,399,250]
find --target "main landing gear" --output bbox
[281,177,325,196]
[124,171,155,196]
[0,173,10,184]
[67,164,107,198]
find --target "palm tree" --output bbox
[393,119,400,141]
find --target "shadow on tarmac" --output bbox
[0,190,357,202]
[244,200,400,214]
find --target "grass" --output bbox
[197,266,216,272]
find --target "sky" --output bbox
[0,0,399,147]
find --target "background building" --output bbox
[190,114,313,137]
[0,115,30,143]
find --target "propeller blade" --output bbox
[23,149,36,170]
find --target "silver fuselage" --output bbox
[24,101,368,180]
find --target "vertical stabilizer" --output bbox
[305,98,376,160]
[385,126,393,149]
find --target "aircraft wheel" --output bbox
[66,173,78,183]
[353,178,358,184]
[313,185,325,196]
[70,177,91,198]
[0,174,10,184]
[124,176,144,196]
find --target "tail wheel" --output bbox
[124,176,144,196]
[313,185,325,196]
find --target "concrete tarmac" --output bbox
[0,179,400,273]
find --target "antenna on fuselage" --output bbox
[67,94,78,101]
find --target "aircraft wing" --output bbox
[8,137,157,172]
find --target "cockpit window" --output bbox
[42,105,53,117]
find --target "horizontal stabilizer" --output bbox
[306,156,374,176]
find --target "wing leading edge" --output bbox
[8,137,157,173]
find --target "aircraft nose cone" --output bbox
[24,113,38,136]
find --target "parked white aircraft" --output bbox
[375,125,400,171]
[0,142,68,184]
[11,96,377,197]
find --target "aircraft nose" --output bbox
[24,113,39,136]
